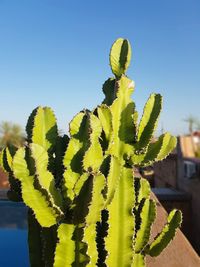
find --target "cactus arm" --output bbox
[71,173,105,265]
[73,172,90,197]
[0,147,22,201]
[72,173,105,225]
[63,138,83,173]
[131,132,176,166]
[105,167,135,267]
[135,177,151,205]
[109,76,136,158]
[132,254,145,267]
[62,111,90,200]
[97,105,112,152]
[83,114,103,172]
[147,209,182,257]
[135,199,156,253]
[83,174,105,225]
[4,146,16,172]
[30,143,63,211]
[26,106,58,153]
[110,38,131,78]
[0,146,16,173]
[26,107,38,141]
[0,149,9,173]
[143,132,177,164]
[63,169,81,201]
[152,133,177,161]
[136,94,162,150]
[105,156,122,206]
[119,101,137,147]
[136,133,177,166]
[54,223,89,267]
[69,111,87,136]
[62,115,89,201]
[53,223,76,267]
[53,135,69,189]
[72,176,95,224]
[83,224,97,267]
[13,147,59,227]
[83,173,105,266]
[97,104,112,142]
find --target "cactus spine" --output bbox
[0,38,182,267]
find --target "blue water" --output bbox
[0,229,29,267]
[0,201,29,267]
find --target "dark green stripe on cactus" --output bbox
[102,78,116,106]
[53,134,69,189]
[28,210,45,267]
[136,94,162,150]
[135,199,156,253]
[134,177,151,205]
[105,167,135,266]
[0,146,22,201]
[26,106,58,153]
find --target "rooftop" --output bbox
[152,187,191,201]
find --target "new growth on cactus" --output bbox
[0,38,182,267]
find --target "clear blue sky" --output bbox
[0,0,199,136]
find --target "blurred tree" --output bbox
[0,121,25,148]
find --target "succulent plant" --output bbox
[0,38,182,267]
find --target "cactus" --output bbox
[0,38,182,267]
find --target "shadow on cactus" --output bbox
[0,38,182,267]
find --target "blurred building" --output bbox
[153,136,200,254]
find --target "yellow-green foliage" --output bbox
[0,38,182,267]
